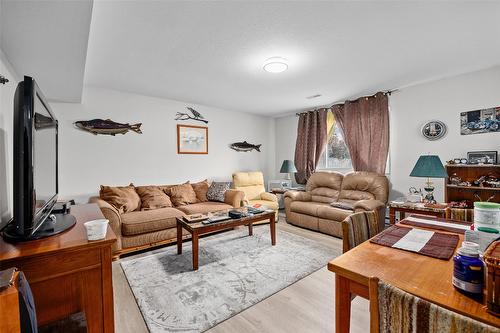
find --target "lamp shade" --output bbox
[280,160,297,173]
[409,155,447,178]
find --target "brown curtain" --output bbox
[294,109,328,184]
[331,92,389,174]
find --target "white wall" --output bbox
[389,66,500,202]
[274,115,298,182]
[0,49,20,227]
[274,66,500,202]
[51,87,275,202]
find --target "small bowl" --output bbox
[84,219,108,241]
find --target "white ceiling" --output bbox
[3,1,500,116]
[0,0,93,103]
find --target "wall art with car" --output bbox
[460,106,500,135]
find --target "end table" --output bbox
[389,201,449,224]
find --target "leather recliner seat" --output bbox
[284,171,389,238]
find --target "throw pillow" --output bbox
[100,184,141,213]
[167,183,198,206]
[135,185,172,210]
[330,201,354,211]
[191,179,210,202]
[206,182,231,202]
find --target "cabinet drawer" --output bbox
[1,248,101,283]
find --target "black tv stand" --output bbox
[2,213,76,242]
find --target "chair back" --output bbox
[369,278,498,333]
[449,208,474,222]
[342,211,379,253]
[232,171,266,201]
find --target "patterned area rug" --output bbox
[120,226,339,332]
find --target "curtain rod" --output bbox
[295,89,396,116]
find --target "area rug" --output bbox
[120,226,339,332]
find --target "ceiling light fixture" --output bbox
[263,57,288,73]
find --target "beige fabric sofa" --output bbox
[284,171,389,238]
[90,188,243,257]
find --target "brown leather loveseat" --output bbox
[284,171,389,238]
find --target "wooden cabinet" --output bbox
[445,164,500,205]
[0,204,116,332]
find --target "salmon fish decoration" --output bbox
[74,119,142,136]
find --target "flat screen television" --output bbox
[2,76,75,241]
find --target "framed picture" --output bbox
[467,151,497,165]
[177,124,208,154]
[460,107,500,135]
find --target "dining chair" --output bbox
[368,277,498,333]
[448,207,474,222]
[341,210,380,253]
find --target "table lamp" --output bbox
[280,160,297,180]
[409,155,448,203]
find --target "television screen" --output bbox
[5,76,60,240]
[33,93,57,216]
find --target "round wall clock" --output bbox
[421,120,447,141]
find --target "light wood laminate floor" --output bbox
[113,216,370,333]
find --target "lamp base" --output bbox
[423,185,436,204]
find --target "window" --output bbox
[317,113,352,170]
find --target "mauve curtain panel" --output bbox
[294,109,328,184]
[332,92,389,174]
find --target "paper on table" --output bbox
[406,216,470,231]
[392,228,435,252]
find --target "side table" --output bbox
[389,201,449,224]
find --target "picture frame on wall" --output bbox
[467,151,497,165]
[460,106,500,135]
[177,124,208,154]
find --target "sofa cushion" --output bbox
[290,201,331,216]
[248,199,279,211]
[100,184,141,213]
[338,171,389,203]
[316,206,352,222]
[167,183,198,206]
[176,202,232,215]
[121,207,184,236]
[191,179,210,202]
[206,182,231,202]
[306,171,343,203]
[135,185,172,210]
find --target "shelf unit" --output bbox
[445,164,499,205]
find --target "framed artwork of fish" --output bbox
[177,124,208,154]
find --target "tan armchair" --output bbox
[232,171,279,218]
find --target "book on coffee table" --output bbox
[183,213,208,223]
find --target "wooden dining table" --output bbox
[327,215,500,333]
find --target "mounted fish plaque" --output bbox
[230,141,261,152]
[74,119,142,136]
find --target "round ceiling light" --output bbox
[263,57,288,73]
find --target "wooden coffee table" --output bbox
[176,211,276,270]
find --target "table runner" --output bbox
[370,225,459,260]
[399,215,473,234]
